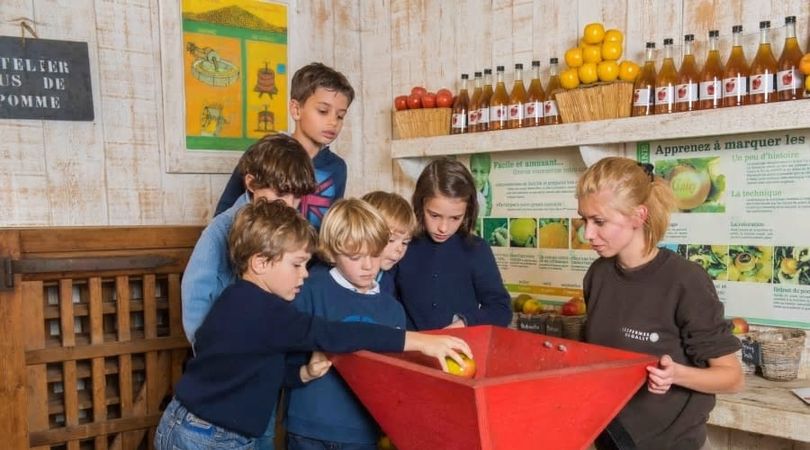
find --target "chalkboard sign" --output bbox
[517,314,547,334]
[0,36,93,121]
[741,339,762,366]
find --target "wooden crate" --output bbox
[0,226,201,450]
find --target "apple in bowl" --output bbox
[730,317,749,335]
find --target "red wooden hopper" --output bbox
[330,325,656,450]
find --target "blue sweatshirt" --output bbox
[214,146,347,230]
[286,269,406,444]
[395,234,512,330]
[173,280,406,438]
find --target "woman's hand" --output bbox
[647,354,677,394]
[300,351,332,383]
[404,332,473,372]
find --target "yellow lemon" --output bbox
[618,60,641,82]
[564,47,584,68]
[578,63,599,84]
[597,60,619,82]
[601,41,623,61]
[560,68,580,89]
[510,218,537,246]
[582,44,602,64]
[583,23,606,45]
[604,29,624,44]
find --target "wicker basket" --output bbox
[554,81,633,123]
[392,108,451,139]
[561,314,586,341]
[758,329,805,381]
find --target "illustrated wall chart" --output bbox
[182,0,287,151]
[465,128,810,330]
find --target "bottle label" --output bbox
[478,107,490,125]
[654,86,675,105]
[524,101,543,119]
[776,68,804,91]
[699,80,722,99]
[508,103,524,120]
[633,88,652,106]
[451,112,467,129]
[467,109,478,127]
[722,76,748,97]
[749,73,775,94]
[490,105,508,122]
[543,100,559,117]
[675,83,699,103]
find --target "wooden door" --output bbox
[0,227,201,450]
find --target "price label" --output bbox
[741,339,762,366]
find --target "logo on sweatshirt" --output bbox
[621,327,660,343]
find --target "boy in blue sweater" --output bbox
[215,62,353,230]
[156,199,472,450]
[361,191,416,297]
[286,198,406,449]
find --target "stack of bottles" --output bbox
[633,16,806,117]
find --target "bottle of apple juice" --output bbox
[654,38,677,114]
[467,72,483,131]
[675,34,700,112]
[489,66,509,131]
[523,60,545,127]
[450,74,470,135]
[749,21,777,104]
[632,42,657,116]
[722,25,749,107]
[777,16,805,101]
[507,63,527,129]
[543,58,562,125]
[698,30,723,110]
[476,69,493,132]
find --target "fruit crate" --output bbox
[392,108,451,139]
[330,325,656,450]
[554,81,633,123]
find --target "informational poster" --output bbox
[182,0,287,151]
[638,129,810,329]
[464,128,810,330]
[463,148,595,310]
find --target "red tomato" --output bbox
[436,91,453,108]
[436,88,452,97]
[394,95,409,111]
[411,86,428,98]
[407,93,422,109]
[422,93,437,108]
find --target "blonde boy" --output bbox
[285,198,408,450]
[361,191,417,297]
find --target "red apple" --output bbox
[527,104,535,115]
[657,89,666,101]
[509,105,520,118]
[544,103,551,114]
[707,83,715,96]
[782,72,793,86]
[730,317,749,335]
[677,86,687,99]
[561,297,586,316]
[445,354,476,378]
[725,79,735,93]
[752,76,762,91]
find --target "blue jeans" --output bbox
[287,433,377,450]
[155,398,255,449]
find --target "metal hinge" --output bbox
[0,255,176,292]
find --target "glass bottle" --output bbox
[675,34,700,112]
[477,68,493,132]
[699,30,723,110]
[450,73,470,134]
[507,63,527,128]
[777,16,805,101]
[722,25,749,107]
[468,71,483,132]
[543,58,562,125]
[749,21,777,104]
[489,66,509,131]
[654,38,677,114]
[632,42,657,116]
[523,60,545,127]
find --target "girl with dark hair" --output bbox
[394,158,512,330]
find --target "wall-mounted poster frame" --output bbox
[159,0,290,173]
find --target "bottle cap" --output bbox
[474,71,482,77]
[484,68,492,74]
[732,25,743,33]
[759,20,770,29]
[709,30,719,37]
[496,65,505,72]
[532,60,541,67]
[646,42,655,48]
[684,34,694,42]
[785,16,796,24]
[461,73,469,79]
[663,38,673,45]
[515,63,523,70]
[549,57,558,64]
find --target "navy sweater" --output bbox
[214,146,347,230]
[395,234,512,330]
[287,269,406,444]
[173,280,405,438]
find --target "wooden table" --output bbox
[709,375,810,443]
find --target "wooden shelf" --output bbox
[709,375,810,442]
[390,100,810,159]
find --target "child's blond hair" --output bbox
[361,191,417,235]
[318,198,389,264]
[229,198,317,275]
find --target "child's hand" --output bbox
[404,332,473,372]
[647,354,676,394]
[300,351,332,383]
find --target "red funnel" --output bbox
[330,325,656,450]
